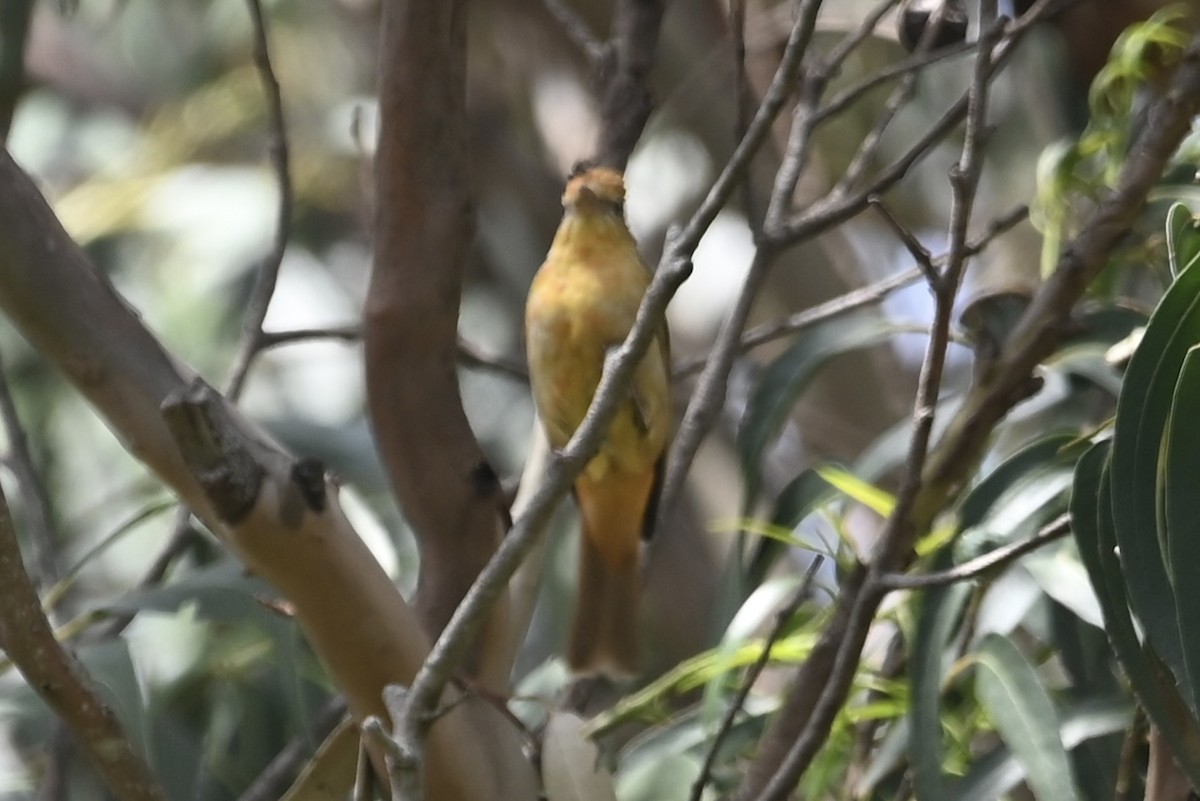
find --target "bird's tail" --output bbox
[567,534,641,677]
[568,468,654,677]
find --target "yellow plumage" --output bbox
[525,165,670,676]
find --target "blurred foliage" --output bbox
[0,1,1198,800]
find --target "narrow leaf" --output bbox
[543,712,619,801]
[910,548,972,801]
[1163,345,1200,710]
[1070,441,1200,786]
[974,634,1082,801]
[952,696,1132,801]
[1109,251,1200,686]
[739,314,898,510]
[815,465,895,517]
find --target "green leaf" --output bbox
[973,634,1082,801]
[1021,546,1104,630]
[910,548,972,801]
[951,696,1132,801]
[814,465,895,517]
[739,313,899,511]
[957,434,1078,531]
[1108,248,1200,688]
[1167,201,1200,279]
[1163,345,1200,710]
[853,394,964,484]
[105,561,277,622]
[743,469,833,594]
[1070,440,1200,786]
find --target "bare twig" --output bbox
[594,0,666,170]
[101,0,296,645]
[672,203,1026,379]
[543,0,607,66]
[96,508,200,640]
[877,513,1071,590]
[656,0,827,526]
[833,1,959,196]
[767,0,903,218]
[0,350,60,590]
[0,0,34,141]
[0,482,168,801]
[688,556,825,801]
[226,0,293,400]
[455,339,529,381]
[255,326,530,380]
[731,0,756,229]
[235,698,348,801]
[813,38,976,127]
[772,1,1059,247]
[869,197,937,283]
[258,324,362,348]
[674,267,922,380]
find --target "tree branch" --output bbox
[0,0,34,141]
[366,0,512,691]
[225,0,293,401]
[0,480,167,801]
[594,0,666,170]
[0,350,61,590]
[878,513,1070,590]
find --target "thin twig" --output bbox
[674,267,922,379]
[869,197,937,283]
[0,350,60,590]
[0,0,35,141]
[235,698,348,801]
[104,0,296,644]
[96,509,199,639]
[767,0,902,220]
[455,339,529,381]
[731,0,756,230]
[812,38,976,128]
[542,0,607,66]
[0,483,168,801]
[688,556,825,801]
[672,203,1026,379]
[656,0,827,527]
[258,324,362,348]
[877,513,1071,590]
[256,326,530,380]
[226,0,293,400]
[833,1,958,196]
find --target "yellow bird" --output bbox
[525,164,671,677]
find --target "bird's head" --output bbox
[562,163,626,217]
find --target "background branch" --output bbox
[878,513,1071,590]
[224,0,294,401]
[0,0,34,140]
[594,0,666,169]
[0,351,60,591]
[0,480,167,801]
[366,0,512,692]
